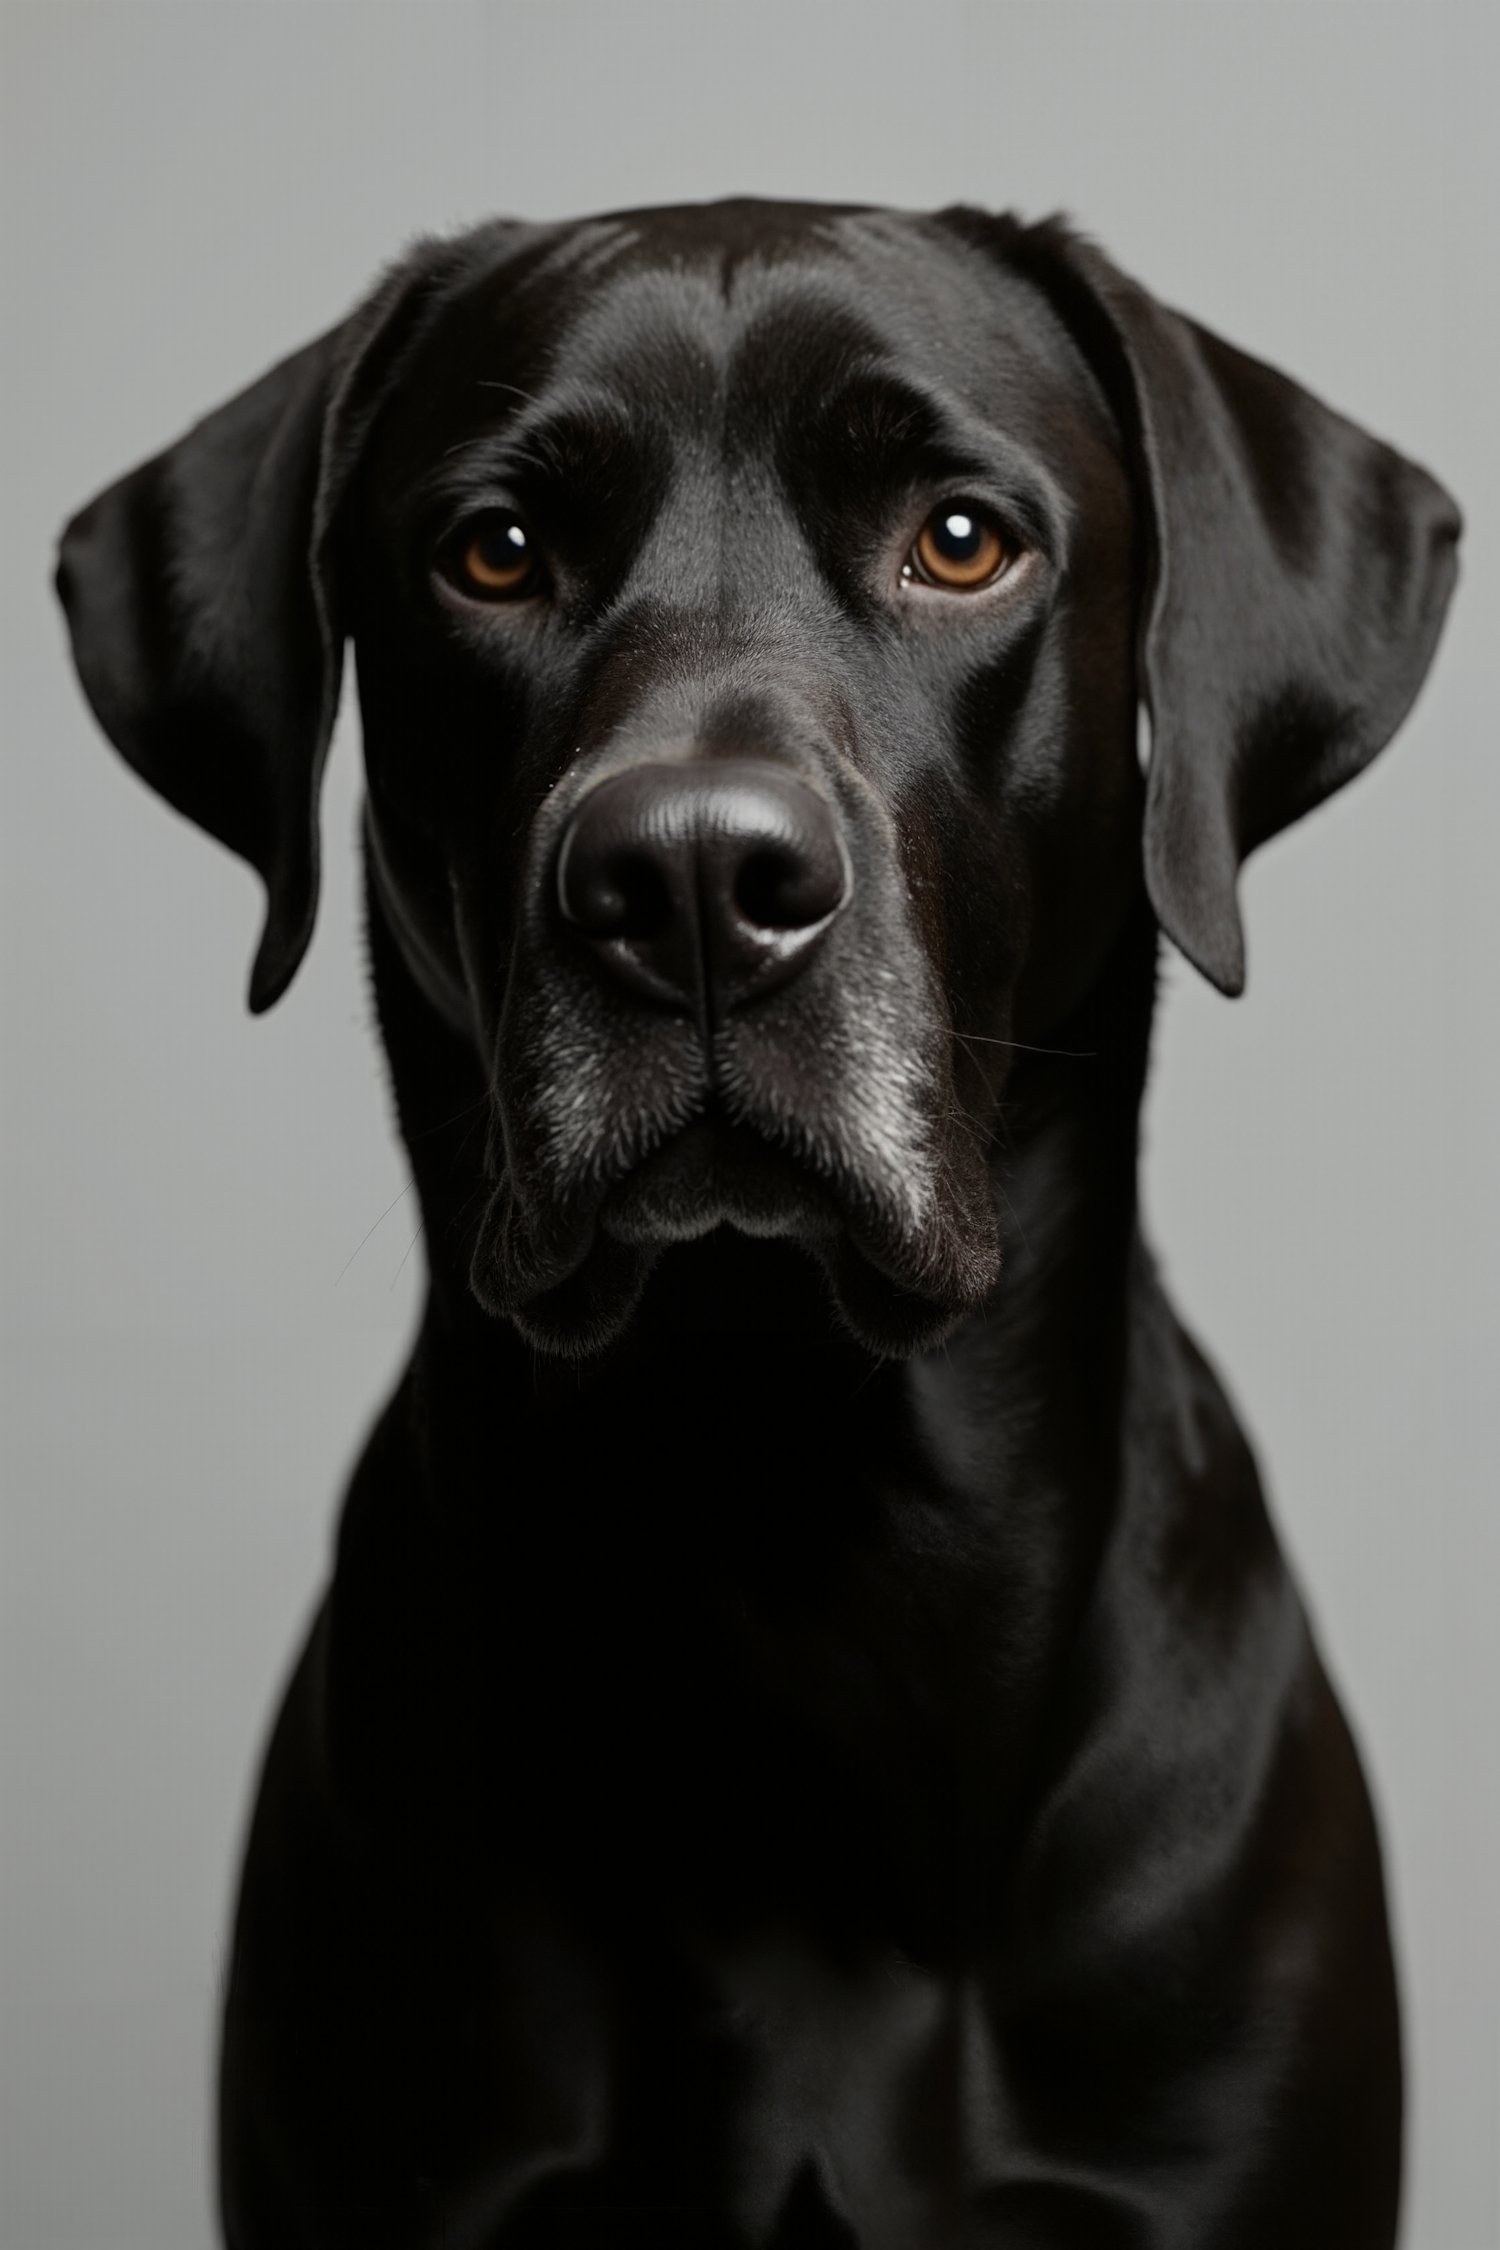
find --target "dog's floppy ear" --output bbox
[980,216,1461,995]
[55,233,499,1011]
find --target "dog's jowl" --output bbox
[57,203,1459,2248]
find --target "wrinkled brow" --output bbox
[815,366,946,470]
[786,366,1072,557]
[423,394,656,512]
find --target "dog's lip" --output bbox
[595,1111,841,1249]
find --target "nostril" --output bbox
[569,852,674,941]
[736,848,831,931]
[736,850,788,930]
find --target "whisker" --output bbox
[853,1352,889,1396]
[408,1089,493,1144]
[955,1031,1095,1059]
[336,1180,414,1283]
[390,1221,427,1290]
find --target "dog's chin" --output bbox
[473,1118,980,1361]
[596,1118,843,1251]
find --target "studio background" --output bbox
[2,3,1495,2245]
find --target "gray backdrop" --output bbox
[3,3,1495,2244]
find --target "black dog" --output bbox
[58,201,1458,2249]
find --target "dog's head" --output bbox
[57,203,1458,1357]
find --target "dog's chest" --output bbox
[708,1936,1025,2246]
[464,1914,1032,2248]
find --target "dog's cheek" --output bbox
[355,615,555,957]
[884,753,1030,1067]
[999,569,1143,1036]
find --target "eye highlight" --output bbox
[904,506,1009,592]
[446,512,541,600]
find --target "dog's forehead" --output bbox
[399,204,1112,461]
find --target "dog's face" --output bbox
[56,201,1460,1358]
[348,210,1140,1353]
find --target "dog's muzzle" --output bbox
[464,745,999,1359]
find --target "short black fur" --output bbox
[57,200,1459,2249]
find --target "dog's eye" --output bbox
[904,507,1009,592]
[448,513,540,600]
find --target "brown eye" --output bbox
[907,507,1008,591]
[451,513,539,599]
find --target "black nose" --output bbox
[556,759,850,1020]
